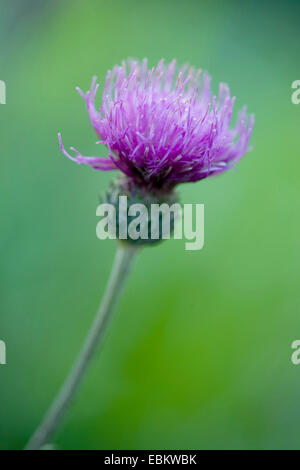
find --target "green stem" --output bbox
[25,242,139,450]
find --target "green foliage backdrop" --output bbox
[0,0,299,450]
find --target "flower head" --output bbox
[59,59,254,191]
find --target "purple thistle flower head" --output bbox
[59,59,254,191]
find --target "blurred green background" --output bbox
[1,0,300,450]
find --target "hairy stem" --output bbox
[25,242,139,450]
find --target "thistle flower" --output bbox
[27,60,254,450]
[58,59,254,192]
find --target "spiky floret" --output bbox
[59,59,254,190]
